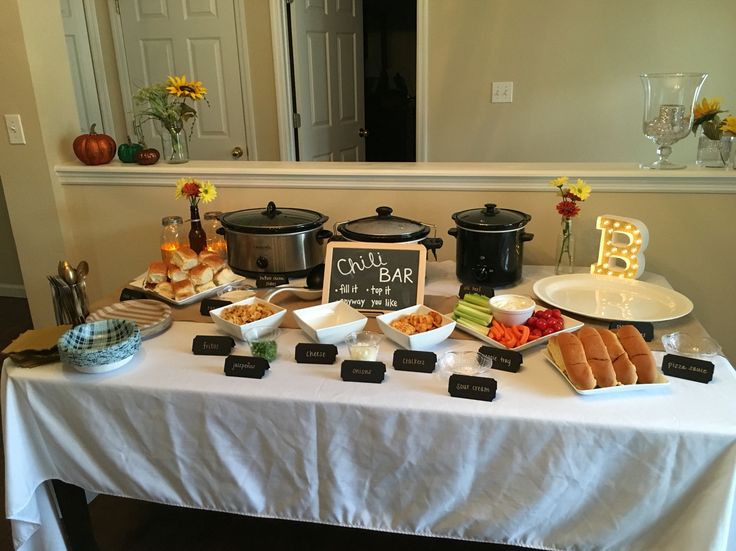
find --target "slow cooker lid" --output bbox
[221,201,328,234]
[452,203,531,231]
[337,206,430,242]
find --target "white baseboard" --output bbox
[0,283,26,298]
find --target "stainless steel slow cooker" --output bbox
[448,203,534,286]
[335,206,443,258]
[218,202,332,277]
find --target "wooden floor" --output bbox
[0,297,530,550]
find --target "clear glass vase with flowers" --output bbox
[692,97,733,167]
[133,75,208,163]
[550,176,592,274]
[175,178,218,253]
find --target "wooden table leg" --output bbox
[51,480,99,551]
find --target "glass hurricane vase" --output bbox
[640,72,707,170]
[554,217,575,275]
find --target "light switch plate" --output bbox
[491,82,513,103]
[4,114,27,144]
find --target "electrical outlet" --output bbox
[4,114,26,144]
[491,82,514,103]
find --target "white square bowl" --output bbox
[376,304,456,350]
[293,300,368,344]
[209,297,286,341]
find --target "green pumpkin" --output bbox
[117,136,144,163]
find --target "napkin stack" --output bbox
[1,325,71,367]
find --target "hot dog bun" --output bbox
[548,332,597,390]
[578,326,617,388]
[596,328,638,385]
[616,324,657,384]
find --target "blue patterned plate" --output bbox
[58,319,141,373]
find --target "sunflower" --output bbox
[166,75,207,101]
[721,115,736,136]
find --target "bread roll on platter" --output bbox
[578,326,617,388]
[167,265,189,283]
[199,253,226,273]
[547,332,597,390]
[195,281,216,293]
[596,328,638,385]
[214,267,240,285]
[171,247,199,270]
[616,325,657,384]
[172,278,195,300]
[153,281,174,300]
[146,261,168,284]
[189,264,214,286]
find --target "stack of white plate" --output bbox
[86,299,172,339]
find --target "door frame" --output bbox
[107,0,258,160]
[270,0,428,162]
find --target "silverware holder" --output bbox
[48,275,89,326]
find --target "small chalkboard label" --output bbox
[192,335,235,356]
[256,273,289,288]
[295,343,338,364]
[608,321,654,342]
[478,346,523,373]
[341,360,386,383]
[448,374,497,402]
[224,355,269,379]
[662,353,714,384]
[120,288,148,302]
[392,350,436,373]
[458,284,495,300]
[323,242,426,313]
[200,298,231,316]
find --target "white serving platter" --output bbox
[544,352,670,395]
[533,274,693,322]
[129,272,246,306]
[453,308,583,352]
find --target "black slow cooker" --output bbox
[448,203,534,286]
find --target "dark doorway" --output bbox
[363,0,417,162]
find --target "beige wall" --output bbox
[59,181,736,360]
[0,179,24,292]
[427,0,736,163]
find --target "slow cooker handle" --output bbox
[448,227,458,238]
[316,229,333,244]
[420,237,443,260]
[522,232,535,242]
[263,201,281,218]
[216,227,226,235]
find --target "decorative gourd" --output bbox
[117,136,143,163]
[73,124,116,166]
[135,147,160,165]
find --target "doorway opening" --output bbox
[363,0,416,161]
[282,0,418,162]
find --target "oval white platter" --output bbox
[533,274,693,322]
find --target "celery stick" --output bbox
[454,302,492,326]
[462,293,492,310]
[459,299,491,314]
[455,317,491,336]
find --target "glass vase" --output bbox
[161,125,189,164]
[188,205,207,253]
[696,129,733,168]
[554,217,575,275]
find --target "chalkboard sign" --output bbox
[322,242,426,313]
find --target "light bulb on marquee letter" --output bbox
[591,215,649,279]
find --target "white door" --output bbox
[290,0,365,161]
[116,0,249,160]
[61,0,104,133]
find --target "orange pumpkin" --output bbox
[73,124,116,165]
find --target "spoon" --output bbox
[77,260,89,280]
[59,260,77,285]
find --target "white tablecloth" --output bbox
[3,266,736,551]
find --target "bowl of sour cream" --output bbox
[489,294,536,326]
